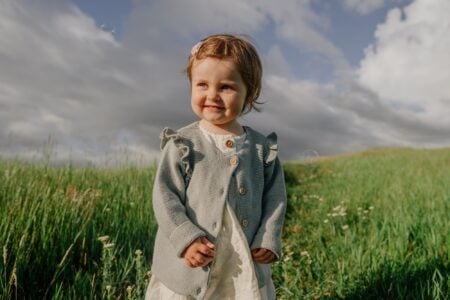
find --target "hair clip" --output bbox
[190,42,202,56]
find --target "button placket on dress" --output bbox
[196,125,265,299]
[229,155,239,166]
[225,139,234,148]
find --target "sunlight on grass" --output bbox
[0,148,449,299]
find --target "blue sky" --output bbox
[0,0,449,164]
[72,0,409,82]
[73,0,385,81]
[72,0,131,40]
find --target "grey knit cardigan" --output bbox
[151,121,287,299]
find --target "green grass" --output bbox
[0,147,449,299]
[0,161,157,299]
[276,148,449,299]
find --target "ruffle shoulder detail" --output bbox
[264,132,278,166]
[160,127,192,178]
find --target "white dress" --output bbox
[146,126,276,300]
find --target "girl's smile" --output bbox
[204,104,225,110]
[190,57,247,135]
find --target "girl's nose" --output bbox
[207,89,220,101]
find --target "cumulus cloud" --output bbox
[0,0,161,165]
[0,0,351,163]
[358,0,450,131]
[249,76,380,158]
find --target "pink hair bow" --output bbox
[190,42,202,56]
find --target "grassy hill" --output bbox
[0,148,449,299]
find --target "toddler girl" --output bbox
[146,34,287,300]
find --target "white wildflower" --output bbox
[97,235,109,243]
[127,285,133,295]
[104,243,115,249]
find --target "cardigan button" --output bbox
[225,139,234,148]
[239,186,246,195]
[241,219,249,228]
[196,287,202,295]
[229,156,238,166]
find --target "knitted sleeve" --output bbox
[250,132,287,259]
[152,128,206,257]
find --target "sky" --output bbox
[1,0,449,165]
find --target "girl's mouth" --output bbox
[204,105,224,110]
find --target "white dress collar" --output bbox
[199,124,246,154]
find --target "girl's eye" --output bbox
[197,82,207,89]
[221,85,233,91]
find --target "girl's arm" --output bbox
[250,134,287,260]
[153,137,206,258]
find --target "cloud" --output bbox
[247,74,449,159]
[128,0,267,36]
[342,0,388,14]
[250,76,378,158]
[257,0,350,73]
[0,0,353,164]
[1,0,448,165]
[357,0,450,130]
[0,0,160,165]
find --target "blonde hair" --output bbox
[185,34,263,114]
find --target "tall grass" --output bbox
[0,148,449,299]
[0,160,157,299]
[275,148,449,299]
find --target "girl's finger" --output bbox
[252,248,267,258]
[251,248,262,256]
[253,249,275,263]
[261,250,273,260]
[198,257,213,267]
[197,255,213,268]
[255,255,271,264]
[194,253,206,265]
[199,245,216,257]
[261,253,275,264]
[185,258,195,268]
[201,237,215,249]
[262,251,273,263]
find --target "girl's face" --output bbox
[190,57,247,132]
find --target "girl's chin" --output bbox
[200,119,239,131]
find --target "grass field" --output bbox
[0,147,449,299]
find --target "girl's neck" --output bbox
[199,119,244,136]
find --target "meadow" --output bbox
[0,147,449,299]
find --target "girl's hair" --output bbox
[185,34,263,114]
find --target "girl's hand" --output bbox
[251,248,276,264]
[182,237,216,268]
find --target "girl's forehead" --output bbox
[191,57,241,78]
